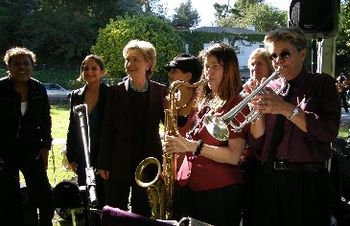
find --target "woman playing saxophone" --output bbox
[163,43,249,226]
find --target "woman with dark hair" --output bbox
[163,43,249,226]
[164,53,203,135]
[66,54,108,225]
[0,47,54,226]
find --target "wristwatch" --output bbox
[288,106,300,120]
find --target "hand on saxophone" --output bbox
[163,134,197,154]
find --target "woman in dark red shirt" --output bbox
[164,43,249,226]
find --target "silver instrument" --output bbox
[203,68,288,141]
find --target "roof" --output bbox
[192,26,264,35]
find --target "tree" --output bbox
[336,1,350,75]
[92,16,184,82]
[0,0,37,53]
[214,0,265,21]
[0,0,144,65]
[171,0,200,30]
[217,3,287,32]
[137,0,167,16]
[19,8,97,65]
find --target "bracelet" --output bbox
[288,106,300,120]
[194,140,204,156]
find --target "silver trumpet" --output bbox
[203,68,288,141]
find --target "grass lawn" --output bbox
[42,104,350,225]
[48,104,75,186]
[48,104,81,225]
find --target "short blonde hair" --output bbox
[3,47,36,67]
[123,40,157,78]
[247,48,274,75]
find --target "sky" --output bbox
[158,0,290,27]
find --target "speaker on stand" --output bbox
[288,0,340,74]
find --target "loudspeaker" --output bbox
[289,0,340,38]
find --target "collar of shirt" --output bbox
[129,79,149,92]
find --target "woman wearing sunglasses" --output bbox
[249,27,340,226]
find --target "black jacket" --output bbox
[0,76,52,158]
[98,78,166,182]
[66,83,108,167]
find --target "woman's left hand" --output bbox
[36,148,49,169]
[252,92,287,115]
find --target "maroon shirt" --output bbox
[177,96,249,191]
[249,70,341,163]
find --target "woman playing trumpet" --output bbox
[163,43,249,226]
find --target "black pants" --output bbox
[241,157,260,226]
[0,153,54,226]
[19,152,54,226]
[253,166,331,226]
[0,161,22,226]
[174,184,242,226]
[105,179,151,218]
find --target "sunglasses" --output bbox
[270,50,292,61]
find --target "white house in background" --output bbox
[192,26,265,80]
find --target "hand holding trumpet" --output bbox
[251,89,288,115]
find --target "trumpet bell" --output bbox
[203,115,229,142]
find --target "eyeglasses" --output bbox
[270,50,292,62]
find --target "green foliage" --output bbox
[336,1,350,75]
[0,65,80,89]
[92,15,184,83]
[19,9,98,65]
[48,104,76,191]
[218,3,287,32]
[0,0,144,65]
[171,0,200,30]
[32,68,79,89]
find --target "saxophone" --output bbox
[135,79,207,219]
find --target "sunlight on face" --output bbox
[250,56,270,81]
[267,40,306,81]
[82,59,104,84]
[204,55,223,94]
[124,49,150,80]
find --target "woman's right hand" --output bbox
[99,169,110,180]
[69,162,78,172]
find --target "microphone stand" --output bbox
[73,104,98,226]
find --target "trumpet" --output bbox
[203,68,288,141]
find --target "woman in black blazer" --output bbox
[66,54,108,223]
[98,40,166,217]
